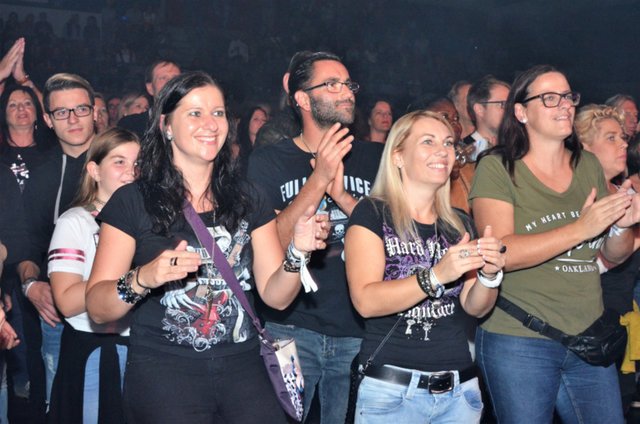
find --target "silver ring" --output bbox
[170,257,178,267]
[458,249,470,259]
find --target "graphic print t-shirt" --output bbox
[99,182,274,358]
[469,152,609,337]
[248,139,383,337]
[348,198,476,372]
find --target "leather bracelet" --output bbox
[134,267,152,292]
[283,241,310,272]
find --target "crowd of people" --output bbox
[0,30,639,424]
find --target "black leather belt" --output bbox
[364,364,477,394]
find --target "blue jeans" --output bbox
[476,327,624,424]
[354,367,482,423]
[0,357,7,424]
[265,322,362,424]
[83,345,128,424]
[40,319,62,407]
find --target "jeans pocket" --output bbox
[460,379,483,412]
[358,377,406,415]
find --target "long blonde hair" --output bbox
[370,110,465,241]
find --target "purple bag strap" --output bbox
[182,202,266,336]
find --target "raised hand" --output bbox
[576,187,632,240]
[293,205,330,253]
[432,232,486,284]
[11,38,27,82]
[309,123,354,187]
[136,240,201,289]
[614,180,640,229]
[0,38,23,82]
[477,225,506,277]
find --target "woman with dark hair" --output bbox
[0,84,55,190]
[86,71,327,423]
[470,65,638,422]
[235,105,269,173]
[48,127,139,424]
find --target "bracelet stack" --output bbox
[283,242,311,273]
[416,267,445,299]
[116,267,148,304]
[476,269,504,288]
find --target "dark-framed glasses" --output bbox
[48,104,93,120]
[521,92,581,108]
[478,100,506,109]
[303,80,360,94]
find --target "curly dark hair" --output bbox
[479,64,581,179]
[137,71,249,235]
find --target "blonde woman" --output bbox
[345,110,505,423]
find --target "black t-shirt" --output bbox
[248,139,383,337]
[348,198,476,372]
[99,182,274,358]
[0,143,51,192]
[601,250,640,315]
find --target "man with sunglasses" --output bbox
[464,75,510,161]
[16,73,97,422]
[248,51,382,423]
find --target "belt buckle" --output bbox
[428,372,454,394]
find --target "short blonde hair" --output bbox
[575,104,625,146]
[370,110,465,241]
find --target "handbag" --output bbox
[496,297,627,367]
[183,203,304,421]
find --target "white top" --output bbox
[48,206,130,335]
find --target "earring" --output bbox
[520,118,528,124]
[166,132,173,141]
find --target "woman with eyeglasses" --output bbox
[470,65,638,422]
[345,110,506,423]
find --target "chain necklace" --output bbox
[299,133,317,158]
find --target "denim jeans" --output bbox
[0,358,7,424]
[354,368,482,423]
[265,322,362,424]
[83,345,127,424]
[476,327,624,424]
[40,319,62,407]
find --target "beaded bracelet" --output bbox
[116,267,147,304]
[283,241,310,273]
[416,267,445,299]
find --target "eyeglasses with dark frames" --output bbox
[478,100,506,109]
[521,92,581,108]
[303,80,360,94]
[48,104,94,120]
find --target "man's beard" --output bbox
[309,94,355,129]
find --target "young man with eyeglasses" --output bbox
[248,51,382,423]
[16,73,97,422]
[464,75,510,161]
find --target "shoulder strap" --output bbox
[182,202,266,337]
[496,297,570,342]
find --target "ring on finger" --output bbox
[500,245,507,254]
[170,257,178,267]
[459,249,470,259]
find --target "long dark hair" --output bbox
[0,84,55,151]
[480,65,582,178]
[236,105,268,169]
[137,71,249,235]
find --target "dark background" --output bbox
[1,0,639,112]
